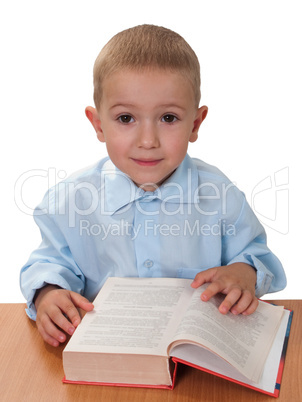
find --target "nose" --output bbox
[137,121,160,149]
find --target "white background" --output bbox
[1,0,301,302]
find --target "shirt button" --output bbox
[143,259,154,268]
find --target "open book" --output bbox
[63,277,292,397]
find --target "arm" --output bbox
[20,186,88,320]
[191,192,286,315]
[220,197,287,298]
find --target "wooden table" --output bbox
[0,300,301,402]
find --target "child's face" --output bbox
[86,68,207,191]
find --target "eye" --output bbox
[162,114,178,123]
[118,114,134,124]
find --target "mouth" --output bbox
[131,158,163,167]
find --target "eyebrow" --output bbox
[109,103,136,110]
[109,103,186,111]
[159,104,186,111]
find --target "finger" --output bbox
[218,287,243,314]
[200,280,226,302]
[38,325,61,347]
[191,268,217,288]
[44,300,78,336]
[69,291,94,312]
[230,290,255,315]
[55,297,83,329]
[242,297,259,316]
[37,311,68,346]
[66,293,94,327]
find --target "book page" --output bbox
[170,310,290,393]
[168,286,284,383]
[65,277,193,356]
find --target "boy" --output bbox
[20,25,286,347]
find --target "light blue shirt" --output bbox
[20,155,286,320]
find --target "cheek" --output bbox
[106,141,122,157]
[166,136,190,156]
[104,136,131,164]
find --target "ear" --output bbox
[85,106,105,143]
[189,105,208,143]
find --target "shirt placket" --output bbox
[133,193,160,277]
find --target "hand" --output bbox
[34,285,94,347]
[191,263,259,316]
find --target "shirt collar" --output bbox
[101,155,198,215]
[159,154,198,204]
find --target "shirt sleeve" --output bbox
[222,195,287,297]
[20,188,86,320]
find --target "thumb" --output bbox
[191,267,218,288]
[69,291,94,312]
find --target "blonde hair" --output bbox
[93,24,201,109]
